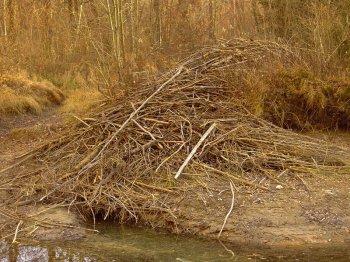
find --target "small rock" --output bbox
[276,185,283,190]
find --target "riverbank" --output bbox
[0,113,349,248]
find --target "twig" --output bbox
[175,122,216,179]
[296,174,311,192]
[132,119,156,140]
[218,239,235,257]
[36,221,99,233]
[0,154,34,175]
[218,182,234,238]
[12,220,23,243]
[1,225,32,240]
[69,114,91,127]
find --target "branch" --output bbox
[174,122,216,179]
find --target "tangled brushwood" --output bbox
[1,39,350,224]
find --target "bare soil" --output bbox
[0,112,88,241]
[167,172,350,247]
[0,110,63,166]
[157,131,350,248]
[0,113,349,247]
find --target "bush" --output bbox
[0,72,65,117]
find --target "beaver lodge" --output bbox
[1,39,350,240]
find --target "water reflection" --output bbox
[17,246,48,262]
[0,241,9,262]
[54,246,94,262]
[1,227,350,262]
[0,242,96,262]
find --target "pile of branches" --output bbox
[1,39,349,223]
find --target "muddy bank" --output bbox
[154,133,350,247]
[2,178,349,248]
[0,113,88,242]
[0,114,350,248]
[162,174,350,247]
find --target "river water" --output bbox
[1,224,349,261]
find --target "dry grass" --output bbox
[263,69,350,130]
[60,88,103,117]
[6,127,41,141]
[222,66,350,130]
[0,72,65,117]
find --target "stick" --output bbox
[175,122,216,179]
[12,220,23,244]
[69,114,91,127]
[218,182,234,238]
[36,221,99,233]
[132,119,156,140]
[81,65,184,172]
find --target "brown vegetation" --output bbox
[0,72,65,117]
[230,68,350,130]
[1,0,349,130]
[60,88,103,117]
[264,69,350,130]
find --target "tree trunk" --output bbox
[2,0,7,39]
[43,0,53,56]
[152,0,161,47]
[209,0,215,41]
[126,0,134,53]
[115,0,125,65]
[230,0,236,37]
[3,0,14,43]
[106,0,121,80]
[133,0,138,51]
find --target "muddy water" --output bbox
[1,224,349,261]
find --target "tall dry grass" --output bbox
[225,67,350,130]
[60,88,103,117]
[0,72,65,117]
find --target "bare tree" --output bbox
[209,0,216,40]
[1,0,7,39]
[152,0,161,47]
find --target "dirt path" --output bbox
[0,110,63,169]
[0,111,87,241]
[1,113,350,247]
